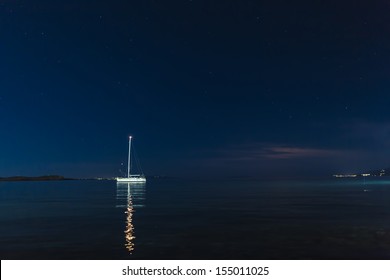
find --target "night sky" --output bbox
[1,0,390,178]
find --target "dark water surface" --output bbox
[1,178,390,259]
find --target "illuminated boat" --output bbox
[116,136,146,183]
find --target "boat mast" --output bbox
[128,136,132,178]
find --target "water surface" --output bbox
[1,178,390,259]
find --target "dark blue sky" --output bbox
[1,0,390,178]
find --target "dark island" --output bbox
[0,175,74,182]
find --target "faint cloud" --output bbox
[195,142,355,178]
[215,143,344,162]
[261,146,340,159]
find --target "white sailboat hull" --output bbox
[116,176,146,182]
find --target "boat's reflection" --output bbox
[116,182,146,253]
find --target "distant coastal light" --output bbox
[333,174,357,178]
[333,168,389,178]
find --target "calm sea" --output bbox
[1,178,390,259]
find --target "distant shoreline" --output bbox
[0,175,75,182]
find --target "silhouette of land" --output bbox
[0,175,74,182]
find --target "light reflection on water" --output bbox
[116,182,146,253]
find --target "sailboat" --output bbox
[116,136,146,183]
